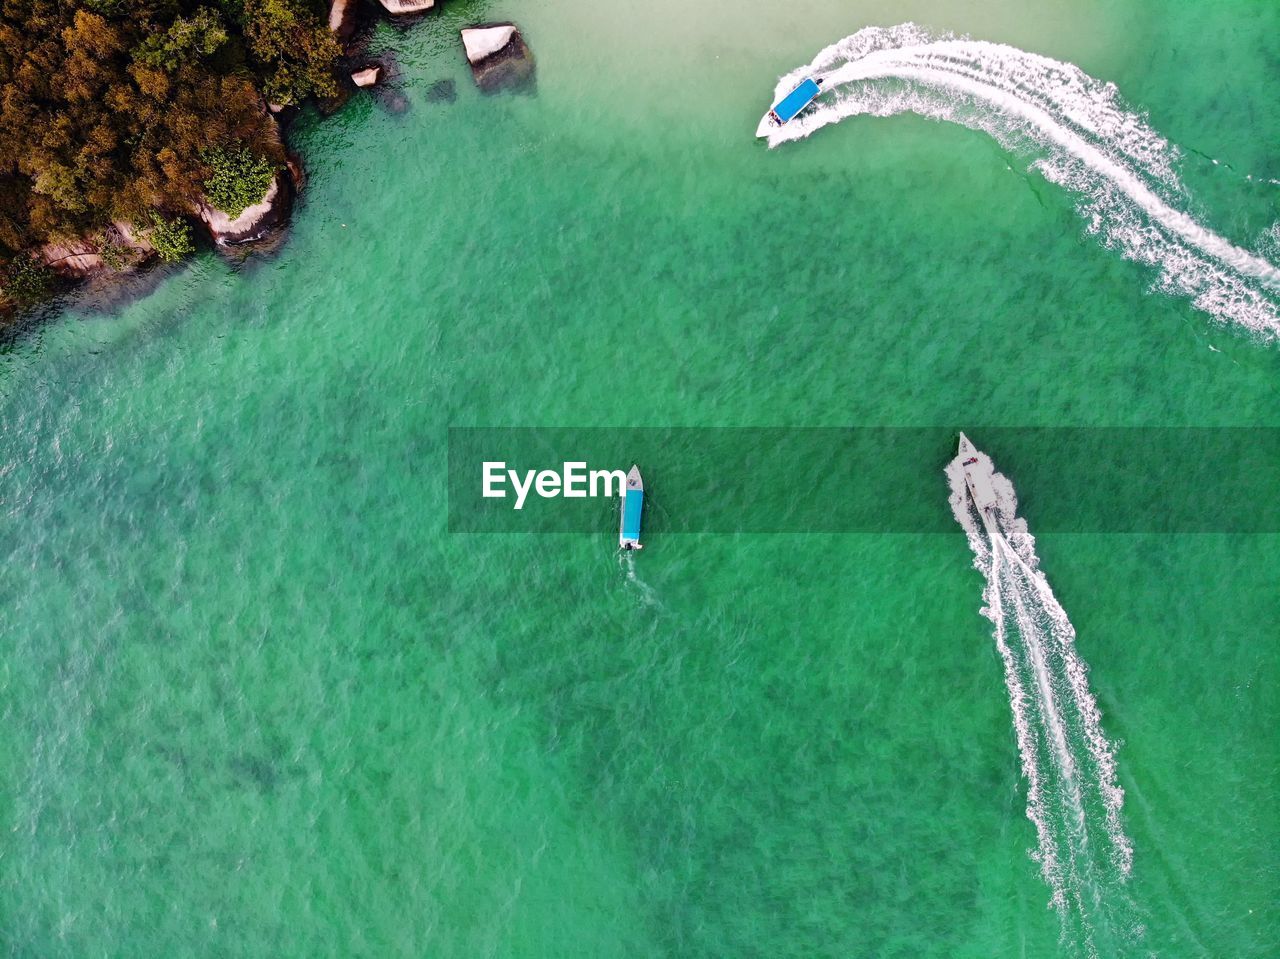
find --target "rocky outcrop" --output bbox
[11,0,481,314]
[460,23,535,93]
[199,173,288,246]
[378,0,434,15]
[462,24,516,63]
[39,221,154,278]
[328,0,360,38]
[286,154,306,194]
[113,221,154,253]
[40,239,106,276]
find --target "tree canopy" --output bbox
[203,146,277,217]
[0,0,339,299]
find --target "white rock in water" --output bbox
[378,0,433,14]
[461,25,516,64]
[351,67,381,88]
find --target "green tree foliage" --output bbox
[146,214,196,262]
[239,0,341,105]
[202,147,276,217]
[94,231,132,271]
[135,7,229,71]
[0,256,53,306]
[0,0,335,279]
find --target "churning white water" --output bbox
[761,25,1280,338]
[946,439,1136,956]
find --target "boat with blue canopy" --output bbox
[619,465,644,551]
[766,76,823,127]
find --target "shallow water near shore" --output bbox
[1,0,1278,956]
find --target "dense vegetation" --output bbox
[146,213,196,261]
[202,146,278,218]
[0,0,341,304]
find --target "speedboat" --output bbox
[760,76,824,133]
[619,465,644,550]
[957,433,998,513]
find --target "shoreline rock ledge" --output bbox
[461,23,535,93]
[39,222,154,278]
[200,173,288,246]
[328,0,360,38]
[378,0,435,14]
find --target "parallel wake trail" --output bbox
[946,447,1138,957]
[763,25,1280,338]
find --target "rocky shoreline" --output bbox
[14,5,534,315]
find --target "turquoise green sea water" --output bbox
[2,0,1277,955]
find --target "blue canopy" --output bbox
[773,78,820,123]
[621,488,644,541]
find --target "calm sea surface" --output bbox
[2,0,1276,955]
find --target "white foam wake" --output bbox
[619,551,663,609]
[762,24,1280,338]
[945,442,1135,955]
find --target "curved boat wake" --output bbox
[946,442,1139,956]
[761,25,1280,338]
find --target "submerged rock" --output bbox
[378,0,434,14]
[426,79,457,103]
[351,66,382,88]
[460,22,535,93]
[376,88,411,114]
